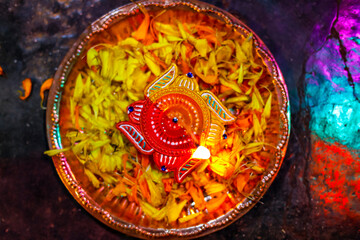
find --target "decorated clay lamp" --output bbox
[116,64,235,182]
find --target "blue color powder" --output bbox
[305,38,360,150]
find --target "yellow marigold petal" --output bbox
[246,163,265,174]
[235,41,247,63]
[243,142,264,155]
[208,51,217,72]
[144,42,171,51]
[87,48,100,68]
[73,74,84,101]
[84,168,100,188]
[139,200,167,221]
[204,182,227,195]
[264,92,272,119]
[216,45,232,62]
[145,175,164,207]
[225,95,250,104]
[155,22,180,37]
[177,22,188,40]
[165,35,183,42]
[234,153,245,174]
[132,68,151,90]
[120,37,141,47]
[219,77,242,93]
[178,212,203,223]
[44,147,70,156]
[167,198,187,222]
[144,53,161,76]
[238,63,244,85]
[253,113,262,139]
[194,38,209,58]
[99,49,112,78]
[241,34,254,60]
[113,59,127,82]
[209,160,234,178]
[250,91,261,110]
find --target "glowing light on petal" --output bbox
[192,146,211,159]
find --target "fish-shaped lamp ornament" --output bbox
[116,64,235,182]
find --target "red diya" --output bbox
[116,64,235,182]
[46,0,290,238]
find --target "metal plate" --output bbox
[46,0,290,238]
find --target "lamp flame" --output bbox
[192,146,211,159]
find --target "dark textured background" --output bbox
[0,0,359,239]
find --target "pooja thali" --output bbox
[46,0,290,238]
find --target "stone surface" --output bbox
[0,0,359,239]
[304,0,360,236]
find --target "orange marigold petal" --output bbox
[40,78,53,101]
[131,7,150,41]
[19,78,32,100]
[0,66,5,77]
